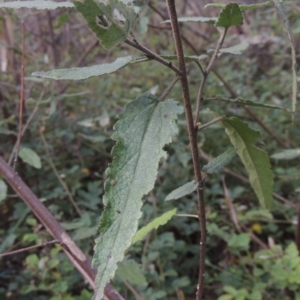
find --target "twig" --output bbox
[0,240,58,258]
[39,127,82,217]
[197,117,223,131]
[194,29,227,128]
[159,76,180,100]
[165,1,206,299]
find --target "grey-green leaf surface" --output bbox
[221,117,273,209]
[32,56,132,80]
[205,1,272,12]
[0,180,7,202]
[271,149,300,160]
[165,181,198,201]
[116,260,147,286]
[205,96,287,110]
[215,3,243,29]
[208,42,248,55]
[272,0,297,112]
[162,16,217,24]
[203,148,236,174]
[132,208,177,244]
[92,94,183,300]
[0,0,74,9]
[19,147,42,169]
[74,0,144,50]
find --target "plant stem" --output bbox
[194,28,227,127]
[159,76,180,101]
[165,1,206,299]
[197,117,223,131]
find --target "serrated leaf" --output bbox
[116,259,147,286]
[271,149,300,160]
[205,1,272,12]
[221,117,273,209]
[19,147,42,169]
[206,96,287,110]
[92,94,183,300]
[32,56,132,80]
[215,3,243,29]
[74,0,144,50]
[203,148,236,174]
[165,181,198,201]
[162,16,217,24]
[0,180,7,202]
[132,208,177,244]
[208,42,249,55]
[272,0,297,112]
[0,0,74,9]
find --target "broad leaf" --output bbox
[32,56,132,80]
[19,147,42,169]
[272,0,297,112]
[215,3,243,29]
[221,117,273,209]
[74,0,144,49]
[92,94,183,299]
[165,181,198,201]
[116,260,147,286]
[0,180,7,202]
[203,148,236,174]
[162,16,217,24]
[206,96,287,110]
[0,0,74,9]
[271,149,300,160]
[205,1,272,12]
[132,208,177,244]
[208,42,248,55]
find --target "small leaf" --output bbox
[165,181,198,201]
[215,3,243,29]
[0,0,74,10]
[74,0,144,49]
[271,149,300,160]
[221,117,273,209]
[0,180,7,202]
[132,209,177,244]
[73,226,97,241]
[205,1,272,12]
[116,260,147,286]
[19,148,42,169]
[208,42,249,56]
[203,148,236,174]
[162,16,217,24]
[32,56,132,80]
[206,96,287,110]
[92,94,183,299]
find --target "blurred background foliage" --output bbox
[0,0,300,299]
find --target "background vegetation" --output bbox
[0,1,300,299]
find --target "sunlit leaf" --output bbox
[0,180,7,202]
[92,94,183,299]
[0,0,74,10]
[215,3,243,29]
[271,149,300,160]
[203,148,236,174]
[208,42,249,55]
[162,16,217,24]
[221,117,273,209]
[165,181,198,201]
[132,209,177,244]
[19,147,42,169]
[32,56,132,80]
[205,1,272,12]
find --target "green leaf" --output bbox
[0,0,74,9]
[131,54,208,64]
[74,0,144,50]
[205,1,272,12]
[162,16,217,24]
[272,0,297,112]
[215,3,243,29]
[208,42,249,55]
[116,259,147,286]
[203,148,236,174]
[19,147,42,169]
[0,180,7,202]
[206,96,287,110]
[221,117,273,209]
[271,149,300,160]
[132,208,177,244]
[165,181,198,201]
[92,94,183,299]
[32,56,132,80]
